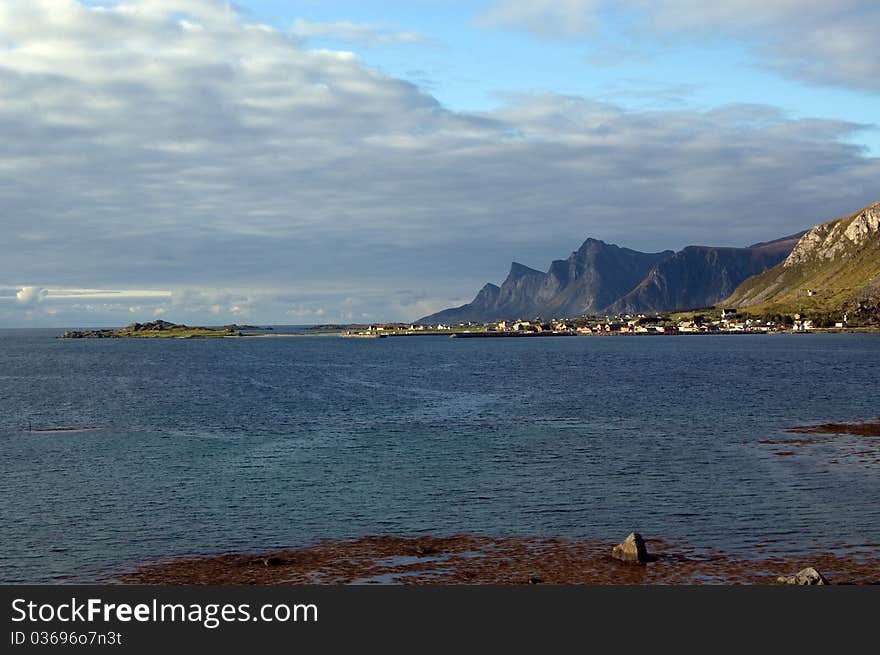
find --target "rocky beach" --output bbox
[118,423,880,586]
[120,534,880,586]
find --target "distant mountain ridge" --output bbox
[419,231,800,323]
[725,201,880,315]
[607,237,804,314]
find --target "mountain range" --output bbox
[421,200,880,324]
[419,230,803,324]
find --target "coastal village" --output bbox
[58,311,857,340]
[345,309,851,338]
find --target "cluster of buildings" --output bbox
[357,313,798,336]
[353,308,851,337]
[487,315,781,335]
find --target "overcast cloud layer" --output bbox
[1,0,878,326]
[482,0,880,92]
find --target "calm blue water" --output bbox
[1,330,879,583]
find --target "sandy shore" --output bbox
[118,535,880,585]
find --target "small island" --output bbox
[61,320,240,339]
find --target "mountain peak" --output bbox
[577,237,607,251]
[506,261,544,280]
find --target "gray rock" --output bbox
[611,532,650,564]
[776,567,829,585]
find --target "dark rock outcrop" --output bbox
[60,321,234,339]
[62,320,183,338]
[127,320,177,331]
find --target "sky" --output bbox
[0,0,878,326]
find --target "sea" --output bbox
[1,329,878,583]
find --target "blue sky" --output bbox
[1,1,878,326]
[240,0,880,152]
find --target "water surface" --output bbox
[1,330,878,582]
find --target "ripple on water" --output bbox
[1,332,879,582]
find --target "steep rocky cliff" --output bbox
[419,228,799,323]
[726,201,880,314]
[419,240,672,323]
[608,236,801,314]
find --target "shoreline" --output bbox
[55,327,880,340]
[338,328,880,339]
[118,535,880,585]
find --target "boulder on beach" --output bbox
[611,532,650,564]
[776,567,829,585]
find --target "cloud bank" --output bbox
[0,0,877,325]
[15,287,48,305]
[482,0,880,92]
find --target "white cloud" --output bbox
[289,19,429,47]
[15,286,48,304]
[47,288,171,299]
[481,0,880,91]
[2,287,170,302]
[0,1,877,327]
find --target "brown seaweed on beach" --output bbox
[118,535,880,586]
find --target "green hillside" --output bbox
[725,201,880,320]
